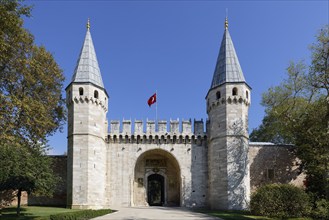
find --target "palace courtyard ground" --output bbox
[93,206,222,220]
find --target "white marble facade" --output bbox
[66,20,251,210]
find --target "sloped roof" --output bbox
[210,21,245,88]
[71,27,104,88]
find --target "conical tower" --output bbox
[66,19,109,209]
[206,18,251,210]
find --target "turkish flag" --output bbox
[147,93,157,107]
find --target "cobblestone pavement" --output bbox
[92,206,222,220]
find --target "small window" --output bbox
[94,90,99,99]
[267,169,275,180]
[79,87,84,96]
[232,87,238,96]
[216,91,221,100]
[246,91,249,99]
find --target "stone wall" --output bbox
[106,119,208,208]
[105,143,208,208]
[249,143,305,193]
[11,141,305,208]
[1,190,28,207]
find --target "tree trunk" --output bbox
[16,188,21,216]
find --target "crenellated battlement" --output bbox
[107,119,207,145]
[109,119,205,135]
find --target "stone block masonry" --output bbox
[106,119,208,207]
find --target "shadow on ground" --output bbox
[1,207,38,220]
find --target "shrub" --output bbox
[250,184,311,218]
[49,209,112,220]
[312,199,329,219]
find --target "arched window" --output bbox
[94,90,99,99]
[79,87,83,96]
[137,135,141,144]
[173,135,177,144]
[246,91,249,99]
[232,87,238,96]
[216,91,221,100]
[185,135,190,144]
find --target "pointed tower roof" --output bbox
[72,19,104,88]
[210,18,245,89]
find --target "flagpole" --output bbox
[155,90,158,130]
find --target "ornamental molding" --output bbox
[66,96,108,111]
[207,96,250,113]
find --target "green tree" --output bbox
[0,142,58,215]
[0,0,66,215]
[250,26,329,200]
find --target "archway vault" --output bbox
[133,149,181,207]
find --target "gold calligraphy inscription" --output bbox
[145,159,166,167]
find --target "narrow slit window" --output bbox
[79,87,84,96]
[232,87,238,96]
[94,90,99,99]
[216,91,221,100]
[267,169,275,180]
[246,91,249,99]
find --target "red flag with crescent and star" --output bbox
[147,93,157,107]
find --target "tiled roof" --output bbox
[210,27,245,88]
[72,29,104,88]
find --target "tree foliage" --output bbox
[0,0,66,214]
[250,26,329,200]
[250,184,311,218]
[0,0,65,146]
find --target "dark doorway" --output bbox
[147,174,164,206]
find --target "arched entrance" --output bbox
[133,149,181,206]
[147,174,164,206]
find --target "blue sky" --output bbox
[23,0,328,155]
